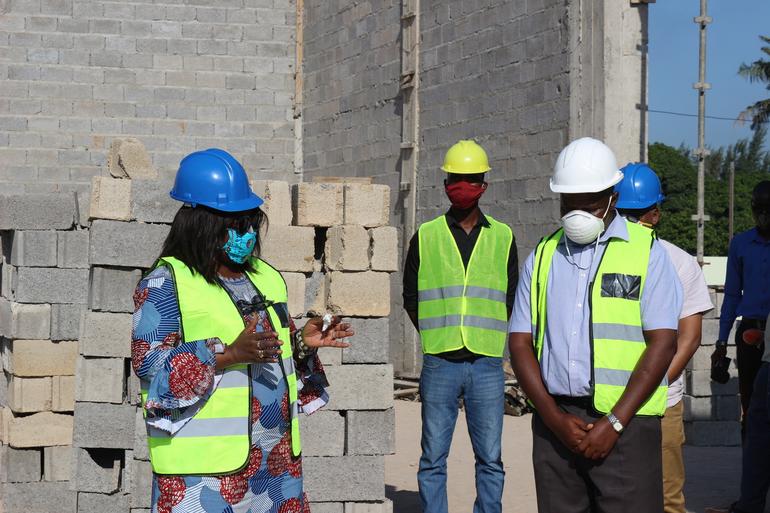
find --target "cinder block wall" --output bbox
[0,0,297,183]
[0,144,397,512]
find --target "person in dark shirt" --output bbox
[712,181,770,428]
[402,140,517,513]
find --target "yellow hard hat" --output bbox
[441,140,491,174]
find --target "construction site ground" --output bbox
[385,400,750,513]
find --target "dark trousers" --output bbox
[736,362,770,513]
[737,319,766,424]
[532,399,663,513]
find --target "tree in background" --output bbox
[738,35,770,129]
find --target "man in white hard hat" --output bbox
[508,137,683,512]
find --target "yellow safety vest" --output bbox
[141,256,301,476]
[530,221,667,416]
[417,214,513,357]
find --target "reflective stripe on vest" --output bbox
[141,256,301,476]
[530,221,667,416]
[417,215,512,357]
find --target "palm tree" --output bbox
[738,35,770,130]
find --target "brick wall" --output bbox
[0,0,297,183]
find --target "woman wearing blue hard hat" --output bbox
[131,148,352,513]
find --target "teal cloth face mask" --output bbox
[222,228,256,264]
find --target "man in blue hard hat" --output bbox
[615,162,713,513]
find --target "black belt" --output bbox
[552,395,592,408]
[740,318,767,330]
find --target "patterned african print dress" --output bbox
[131,267,329,513]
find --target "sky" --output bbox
[648,1,770,150]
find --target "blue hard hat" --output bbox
[615,162,665,210]
[170,148,264,212]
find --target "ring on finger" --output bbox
[257,350,263,359]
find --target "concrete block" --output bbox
[687,344,736,372]
[0,194,76,230]
[129,458,153,508]
[8,376,52,413]
[303,456,385,501]
[75,357,125,404]
[0,302,51,339]
[15,267,89,304]
[80,311,133,358]
[0,445,42,482]
[0,407,12,444]
[325,226,370,271]
[684,420,741,446]
[6,231,58,267]
[251,180,293,226]
[134,408,149,461]
[51,304,85,341]
[369,227,398,272]
[346,409,395,456]
[305,271,326,316]
[73,402,134,449]
[131,178,179,223]
[52,376,75,412]
[683,395,741,422]
[2,260,16,299]
[324,365,393,411]
[345,501,393,513]
[71,447,122,493]
[344,184,390,227]
[293,183,344,227]
[0,481,76,513]
[310,504,344,513]
[89,176,132,221]
[89,220,170,269]
[90,267,142,313]
[300,410,345,457]
[108,138,157,180]
[318,347,342,366]
[78,492,130,513]
[44,445,72,481]
[327,272,390,317]
[702,318,720,345]
[685,370,739,397]
[705,288,722,319]
[260,225,315,272]
[343,318,389,364]
[57,231,90,269]
[5,340,78,377]
[9,412,73,448]
[128,371,142,406]
[282,272,306,318]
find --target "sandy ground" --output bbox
[385,400,750,513]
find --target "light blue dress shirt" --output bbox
[508,213,683,397]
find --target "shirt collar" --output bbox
[749,227,770,244]
[445,209,491,229]
[557,210,628,247]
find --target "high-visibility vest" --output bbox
[530,221,667,416]
[417,215,513,357]
[141,256,301,475]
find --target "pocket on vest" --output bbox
[600,273,641,301]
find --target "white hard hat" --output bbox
[550,137,624,193]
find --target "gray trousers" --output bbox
[532,398,663,513]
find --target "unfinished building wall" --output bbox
[0,0,297,183]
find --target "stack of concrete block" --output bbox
[683,288,742,446]
[0,191,85,511]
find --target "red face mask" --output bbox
[445,181,486,210]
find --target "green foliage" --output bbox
[738,35,770,129]
[648,139,769,256]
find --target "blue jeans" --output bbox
[418,354,505,513]
[736,362,770,513]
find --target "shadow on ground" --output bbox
[386,485,421,513]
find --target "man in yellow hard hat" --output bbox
[402,140,517,513]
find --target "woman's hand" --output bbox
[301,316,353,349]
[219,316,284,368]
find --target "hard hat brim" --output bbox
[549,170,624,194]
[170,191,264,212]
[441,165,492,174]
[616,194,666,210]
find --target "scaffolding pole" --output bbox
[692,0,711,264]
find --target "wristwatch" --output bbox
[716,339,728,348]
[607,411,624,434]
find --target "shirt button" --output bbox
[570,361,576,367]
[580,272,586,277]
[572,331,577,335]
[577,303,582,308]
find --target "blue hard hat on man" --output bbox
[614,162,665,210]
[170,148,264,212]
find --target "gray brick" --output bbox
[684,420,741,446]
[133,408,149,461]
[342,318,389,364]
[73,402,135,449]
[80,311,133,358]
[43,445,72,482]
[300,410,345,457]
[5,230,58,267]
[57,230,89,269]
[324,365,393,411]
[685,369,739,397]
[0,300,51,339]
[346,409,395,456]
[0,445,42,482]
[130,179,178,223]
[1,482,76,513]
[0,193,75,231]
[71,447,121,493]
[90,267,142,313]
[304,456,385,502]
[78,492,130,513]
[89,220,170,269]
[309,504,344,513]
[75,356,125,404]
[15,267,89,304]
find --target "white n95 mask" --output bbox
[561,197,612,245]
